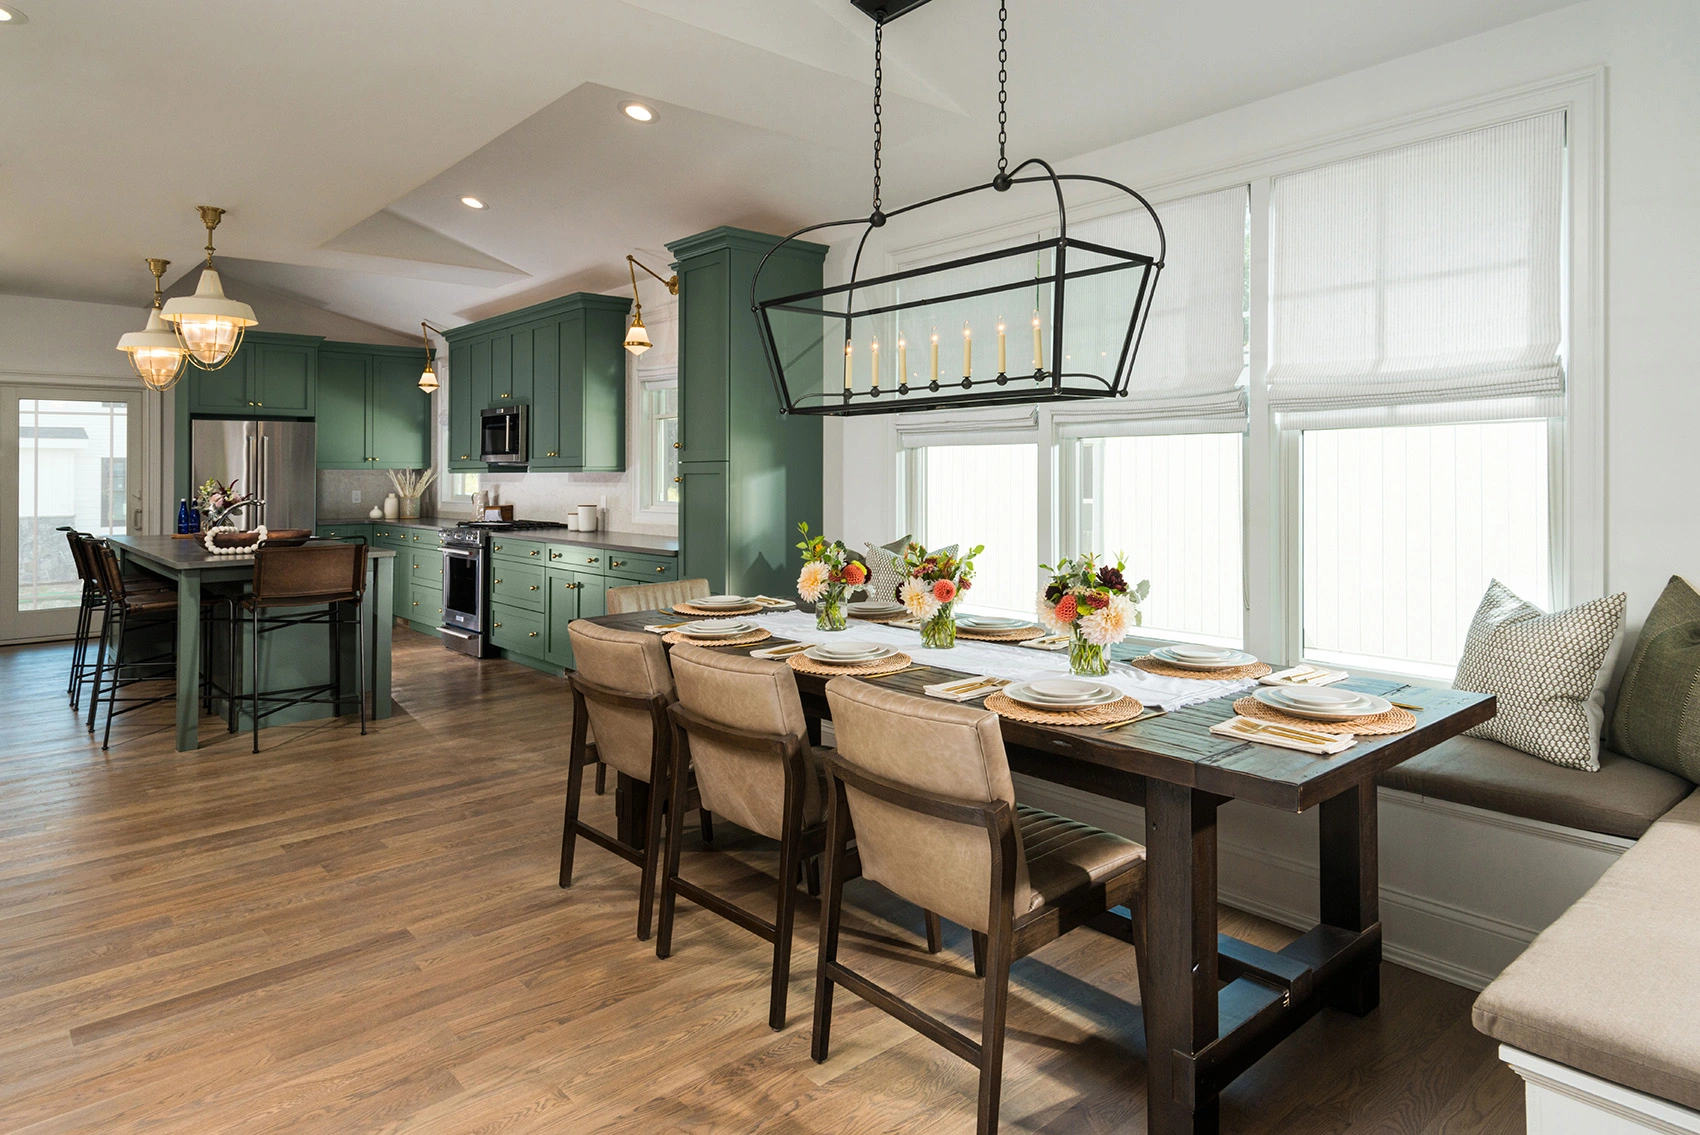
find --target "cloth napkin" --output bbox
[923,675,1012,701]
[1210,715,1356,755]
[1019,635,1071,652]
[1260,664,1350,687]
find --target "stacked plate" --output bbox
[848,600,905,618]
[1003,678,1123,711]
[691,594,752,611]
[677,618,758,640]
[802,640,897,665]
[1251,685,1392,722]
[1148,644,1259,671]
[956,614,1034,632]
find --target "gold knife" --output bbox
[1390,701,1424,712]
[1101,708,1167,730]
[1238,719,1338,746]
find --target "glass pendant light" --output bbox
[160,205,258,370]
[116,258,188,391]
[623,254,677,356]
[418,320,448,392]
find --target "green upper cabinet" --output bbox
[444,292,631,473]
[184,331,322,418]
[315,342,433,470]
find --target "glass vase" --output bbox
[920,602,957,649]
[816,589,848,632]
[1069,630,1109,677]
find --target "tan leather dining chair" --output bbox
[657,644,831,1030]
[814,677,1150,1135]
[562,620,703,941]
[604,577,711,615]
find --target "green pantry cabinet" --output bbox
[488,538,677,671]
[667,228,826,598]
[445,293,631,473]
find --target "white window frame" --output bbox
[633,363,679,523]
[878,69,1603,685]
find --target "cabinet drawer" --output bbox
[605,551,679,582]
[489,604,546,655]
[490,561,546,611]
[404,589,443,622]
[545,544,609,572]
[407,548,444,583]
[489,538,545,564]
[372,527,413,549]
[315,524,372,543]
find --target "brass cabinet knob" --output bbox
[587,557,599,564]
[529,585,539,591]
[493,622,502,628]
[492,544,501,551]
[460,454,470,460]
[412,564,419,570]
[257,402,263,407]
[655,566,666,573]
[412,600,419,606]
[673,441,681,449]
[610,560,624,568]
[673,476,682,484]
[493,578,502,584]
[528,631,539,637]
[528,549,539,556]
[550,552,560,559]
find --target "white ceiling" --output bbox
[1,0,1580,334]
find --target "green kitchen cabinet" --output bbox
[530,319,566,466]
[372,354,431,468]
[448,342,478,470]
[316,343,433,469]
[489,602,546,656]
[314,523,373,544]
[184,331,322,418]
[315,352,370,467]
[666,228,826,597]
[544,567,606,669]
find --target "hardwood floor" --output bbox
[0,628,1524,1133]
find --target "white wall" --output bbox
[825,0,1700,637]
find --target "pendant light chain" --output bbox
[996,1,1009,176]
[871,14,885,215]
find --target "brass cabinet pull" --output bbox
[655,566,666,573]
[528,631,539,637]
[529,585,539,591]
[550,551,561,559]
[460,454,470,460]
[492,544,501,551]
[412,600,419,606]
[412,564,419,570]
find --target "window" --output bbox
[448,471,481,502]
[99,457,127,529]
[907,442,1037,618]
[642,378,679,510]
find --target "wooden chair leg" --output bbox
[769,829,804,1031]
[812,781,850,1063]
[976,926,1014,1135]
[924,910,943,955]
[558,749,588,888]
[804,855,822,897]
[635,767,668,942]
[699,809,714,846]
[656,733,693,960]
[594,760,606,795]
[971,930,987,978]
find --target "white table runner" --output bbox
[742,610,1252,712]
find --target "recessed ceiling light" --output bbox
[621,102,656,124]
[0,6,29,23]
[460,196,486,210]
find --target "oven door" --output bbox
[442,548,485,633]
[480,405,527,464]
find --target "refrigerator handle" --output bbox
[259,434,269,529]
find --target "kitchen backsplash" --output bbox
[447,469,676,535]
[317,470,430,519]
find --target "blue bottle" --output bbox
[187,503,201,533]
[176,498,190,534]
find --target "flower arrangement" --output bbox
[796,523,867,631]
[195,477,258,531]
[899,542,983,649]
[1038,554,1150,675]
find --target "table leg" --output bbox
[370,557,393,720]
[1319,780,1380,1015]
[173,571,201,753]
[1144,780,1222,1135]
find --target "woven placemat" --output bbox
[1232,696,1416,736]
[985,692,1144,726]
[1133,656,1273,681]
[957,625,1047,643]
[673,601,764,617]
[850,610,910,623]
[787,651,913,678]
[664,628,773,648]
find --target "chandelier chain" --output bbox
[996,1,1009,174]
[872,15,884,213]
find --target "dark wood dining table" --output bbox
[585,611,1495,1134]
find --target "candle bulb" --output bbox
[897,336,907,385]
[962,322,972,378]
[930,328,939,383]
[1031,311,1043,371]
[870,337,880,389]
[843,341,853,390]
[997,317,1007,374]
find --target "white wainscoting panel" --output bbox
[1010,775,1631,991]
[1503,1046,1700,1135]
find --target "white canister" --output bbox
[566,515,579,531]
[383,493,399,520]
[577,504,599,532]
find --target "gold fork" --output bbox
[1101,708,1167,731]
[1236,719,1338,746]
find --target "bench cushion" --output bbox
[1380,734,1693,839]
[1473,791,1700,1111]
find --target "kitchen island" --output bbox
[107,535,395,753]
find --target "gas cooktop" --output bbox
[452,519,561,532]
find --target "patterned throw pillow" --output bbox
[860,539,955,604]
[1607,576,1700,782]
[1455,580,1626,771]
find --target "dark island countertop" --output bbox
[110,534,397,571]
[315,517,678,557]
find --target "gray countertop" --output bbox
[314,517,678,556]
[110,535,396,572]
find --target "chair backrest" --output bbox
[63,530,98,586]
[669,644,810,841]
[823,677,1029,934]
[88,540,125,601]
[566,620,675,782]
[605,577,712,615]
[252,542,368,606]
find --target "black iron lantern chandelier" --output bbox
[752,0,1165,417]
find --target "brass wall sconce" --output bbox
[624,254,678,356]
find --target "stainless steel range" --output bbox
[439,520,560,658]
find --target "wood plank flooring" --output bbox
[0,628,1524,1133]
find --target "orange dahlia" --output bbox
[932,579,957,604]
[1054,594,1079,623]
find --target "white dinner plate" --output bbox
[803,642,893,663]
[1149,645,1258,671]
[679,619,756,638]
[847,600,905,616]
[1166,645,1237,662]
[956,615,1031,630]
[692,594,751,609]
[1004,680,1122,710]
[1274,687,1367,710]
[1252,686,1391,722]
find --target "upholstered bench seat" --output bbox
[1380,734,1694,839]
[1473,791,1700,1113]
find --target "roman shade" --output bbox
[1268,112,1565,424]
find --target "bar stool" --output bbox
[813,677,1151,1135]
[238,541,369,753]
[60,528,104,710]
[85,542,182,750]
[656,644,834,1029]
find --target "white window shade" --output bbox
[1268,112,1564,418]
[1062,185,1249,424]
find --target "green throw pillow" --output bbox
[1609,576,1700,783]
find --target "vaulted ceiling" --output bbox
[0,0,1579,335]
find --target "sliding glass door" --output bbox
[0,385,144,643]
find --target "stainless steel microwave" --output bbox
[480,405,527,465]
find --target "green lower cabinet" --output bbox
[680,462,730,592]
[490,603,546,655]
[314,524,373,544]
[407,582,442,632]
[490,560,546,610]
[545,567,606,669]
[605,550,680,583]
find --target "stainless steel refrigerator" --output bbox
[190,419,317,531]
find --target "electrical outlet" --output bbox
[352,490,362,504]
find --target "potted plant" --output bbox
[899,542,983,649]
[1038,554,1150,676]
[796,523,866,632]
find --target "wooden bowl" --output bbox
[265,529,313,547]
